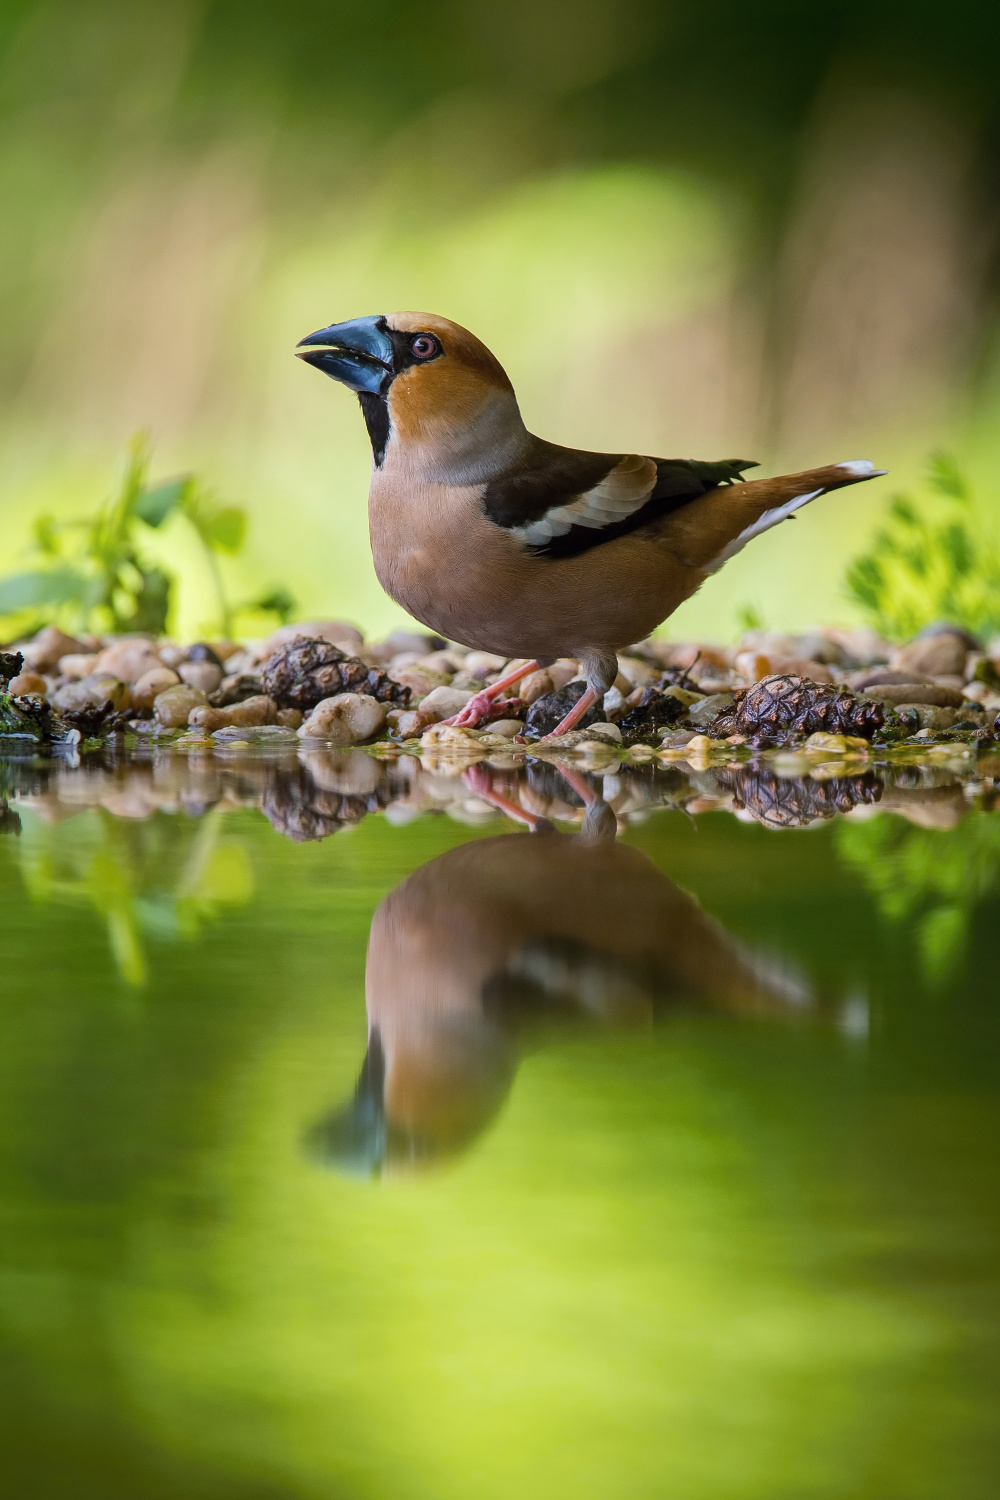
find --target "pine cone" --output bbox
[60,699,117,737]
[716,764,882,827]
[617,687,686,746]
[260,636,411,711]
[1,651,24,688]
[712,674,884,747]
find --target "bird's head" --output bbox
[296,311,526,478]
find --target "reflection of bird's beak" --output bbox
[304,1031,388,1178]
[296,314,394,394]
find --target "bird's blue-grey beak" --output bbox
[296,315,394,394]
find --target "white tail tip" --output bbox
[837,459,884,477]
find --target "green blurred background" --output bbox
[2,0,1000,642]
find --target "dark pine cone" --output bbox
[617,687,686,746]
[716,764,883,828]
[260,636,411,711]
[714,674,884,748]
[1,651,24,687]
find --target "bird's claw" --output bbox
[441,690,494,728]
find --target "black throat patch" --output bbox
[358,392,390,466]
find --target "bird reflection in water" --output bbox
[308,767,812,1176]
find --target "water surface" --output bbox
[2,742,999,1498]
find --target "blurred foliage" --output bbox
[0,436,294,639]
[835,809,1000,983]
[844,454,1000,642]
[17,805,254,986]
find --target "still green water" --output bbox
[2,783,999,1498]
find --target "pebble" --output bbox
[463,651,509,676]
[298,692,386,744]
[803,732,870,755]
[391,665,450,698]
[188,694,278,732]
[687,692,733,728]
[53,674,131,712]
[487,719,524,738]
[8,672,47,696]
[416,685,474,721]
[57,652,101,678]
[178,660,224,694]
[20,626,91,673]
[896,704,961,731]
[95,638,164,683]
[526,681,607,738]
[866,683,964,708]
[388,708,437,739]
[130,666,181,709]
[891,633,968,678]
[153,683,209,727]
[265,619,364,655]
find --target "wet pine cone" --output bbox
[60,699,118,737]
[709,674,884,747]
[261,636,411,711]
[617,687,686,746]
[716,764,883,828]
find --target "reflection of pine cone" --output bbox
[260,767,372,842]
[261,637,411,712]
[713,674,884,747]
[716,764,882,827]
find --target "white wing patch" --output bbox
[509,454,658,547]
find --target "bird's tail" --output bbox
[665,460,885,573]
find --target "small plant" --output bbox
[844,453,1000,642]
[0,435,295,639]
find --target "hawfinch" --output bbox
[297,312,884,735]
[308,802,808,1174]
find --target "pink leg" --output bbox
[462,765,550,831]
[443,659,539,728]
[547,685,599,738]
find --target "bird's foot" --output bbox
[441,690,495,729]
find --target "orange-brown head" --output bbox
[296,311,528,479]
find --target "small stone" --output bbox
[896,704,960,731]
[488,719,526,738]
[57,652,101,678]
[131,666,181,709]
[687,692,734,728]
[864,683,964,708]
[416,685,474,720]
[520,669,554,704]
[265,619,364,655]
[178,660,223,694]
[525,680,606,738]
[388,708,436,739]
[276,707,303,728]
[95,638,163,683]
[188,694,278,732]
[685,734,714,755]
[153,684,209,727]
[8,672,47,696]
[891,633,968,679]
[803,732,870,755]
[298,693,386,745]
[53,674,131,712]
[391,665,450,698]
[20,626,91,673]
[463,651,509,676]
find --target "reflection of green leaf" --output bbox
[135,477,192,527]
[836,812,1000,984]
[918,905,966,983]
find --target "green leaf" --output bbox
[202,506,246,553]
[135,477,192,528]
[0,567,92,612]
[927,451,969,501]
[253,586,296,622]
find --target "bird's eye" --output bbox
[411,334,438,359]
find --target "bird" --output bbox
[306,783,811,1175]
[296,312,885,736]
